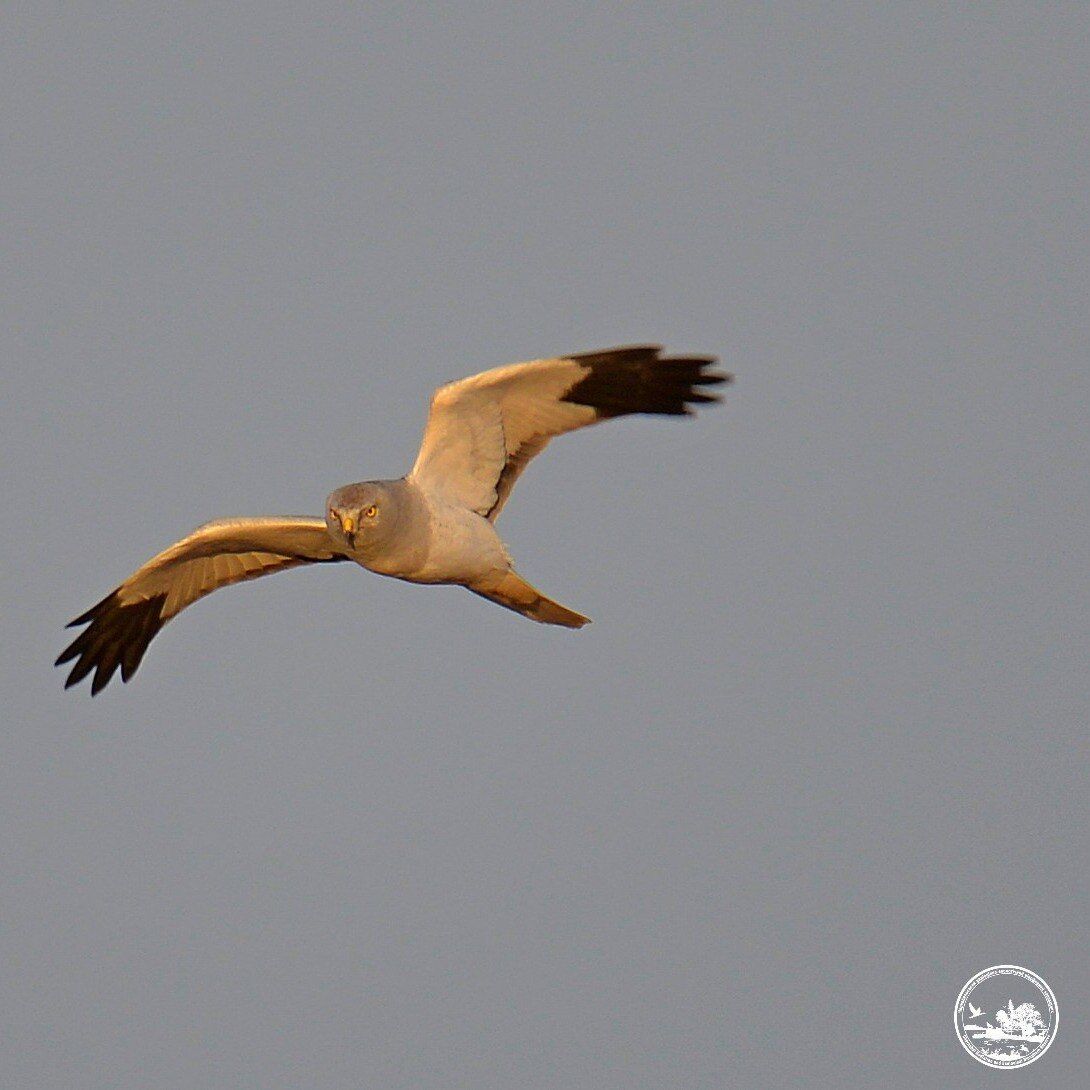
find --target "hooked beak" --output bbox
[339,513,356,547]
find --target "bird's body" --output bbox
[58,345,728,692]
[335,478,510,586]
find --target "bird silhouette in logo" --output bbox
[967,1002,984,1019]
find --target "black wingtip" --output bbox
[66,591,115,628]
[57,592,167,694]
[563,347,730,418]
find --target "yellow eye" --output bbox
[364,505,377,518]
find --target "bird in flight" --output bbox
[967,1003,984,1020]
[58,345,728,693]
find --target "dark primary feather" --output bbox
[56,592,169,695]
[563,346,729,417]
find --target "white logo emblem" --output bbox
[956,965,1058,1068]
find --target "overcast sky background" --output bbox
[3,5,1088,1088]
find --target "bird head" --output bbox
[326,481,391,550]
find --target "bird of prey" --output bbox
[968,1003,984,1019]
[58,345,728,693]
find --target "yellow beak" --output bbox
[340,514,355,535]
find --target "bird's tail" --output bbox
[468,570,590,629]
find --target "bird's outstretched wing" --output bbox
[409,345,729,520]
[57,517,346,694]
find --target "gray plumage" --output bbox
[58,345,729,693]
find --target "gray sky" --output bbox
[3,4,1088,1088]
